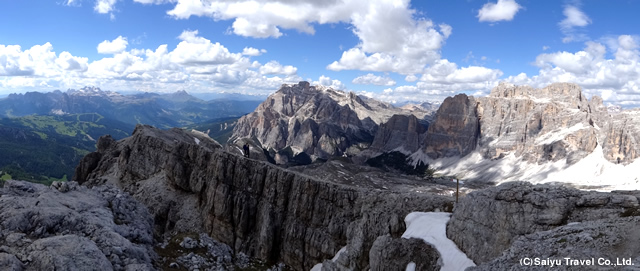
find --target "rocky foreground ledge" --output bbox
[0,180,155,270]
[448,182,640,270]
[73,125,454,270]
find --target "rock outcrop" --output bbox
[423,94,480,158]
[230,81,429,163]
[0,180,156,270]
[470,216,640,270]
[602,109,640,164]
[369,114,428,154]
[447,182,640,264]
[368,235,440,271]
[74,124,453,270]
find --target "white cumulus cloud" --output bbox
[506,35,640,107]
[352,73,396,86]
[94,0,118,14]
[135,0,450,75]
[242,47,266,56]
[97,36,128,54]
[315,75,346,90]
[259,61,297,75]
[559,5,592,43]
[477,0,522,22]
[1,30,302,96]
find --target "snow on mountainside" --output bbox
[413,82,640,191]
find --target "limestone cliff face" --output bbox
[447,182,640,264]
[74,125,452,270]
[602,109,640,164]
[474,82,603,163]
[369,114,428,154]
[421,82,640,166]
[230,81,429,163]
[423,94,480,158]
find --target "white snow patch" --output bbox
[194,137,200,145]
[535,122,587,145]
[406,262,416,271]
[310,246,347,271]
[402,212,475,271]
[51,109,66,115]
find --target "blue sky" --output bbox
[1,0,640,106]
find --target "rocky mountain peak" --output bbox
[416,82,640,186]
[230,81,429,163]
[490,82,585,101]
[67,86,122,98]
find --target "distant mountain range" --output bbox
[0,86,263,182]
[0,86,262,129]
[0,113,131,184]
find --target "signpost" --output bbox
[452,178,463,203]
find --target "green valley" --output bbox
[0,113,133,185]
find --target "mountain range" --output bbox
[228,81,640,190]
[0,87,262,182]
[3,81,640,270]
[0,86,262,129]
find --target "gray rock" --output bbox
[368,235,440,271]
[423,93,480,159]
[447,181,640,265]
[74,124,454,270]
[25,235,113,271]
[0,180,156,271]
[229,81,428,163]
[420,82,640,168]
[470,217,640,271]
[0,253,23,271]
[180,237,198,249]
[369,114,428,154]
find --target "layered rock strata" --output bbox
[447,182,640,264]
[74,125,453,270]
[423,94,480,158]
[369,114,428,154]
[230,81,429,163]
[422,83,640,165]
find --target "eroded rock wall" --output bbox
[74,125,453,270]
[423,94,480,159]
[447,182,640,264]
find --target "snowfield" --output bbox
[412,144,640,192]
[402,212,476,271]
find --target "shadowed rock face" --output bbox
[423,94,480,159]
[74,124,453,270]
[369,114,428,154]
[447,182,640,264]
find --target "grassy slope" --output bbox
[0,113,133,185]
